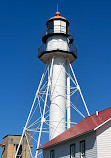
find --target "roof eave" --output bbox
[94,118,111,131]
[38,129,94,150]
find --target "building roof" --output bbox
[49,12,66,21]
[3,135,22,139]
[46,11,69,26]
[39,107,111,150]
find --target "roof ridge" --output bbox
[38,106,111,150]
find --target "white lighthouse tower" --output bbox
[38,11,77,140]
[15,10,90,158]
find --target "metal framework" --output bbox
[15,59,90,158]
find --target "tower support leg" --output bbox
[35,58,54,158]
[67,62,71,129]
[14,65,48,158]
[69,63,90,116]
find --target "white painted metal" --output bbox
[67,63,71,129]
[25,132,33,158]
[49,57,66,140]
[46,36,68,52]
[69,63,90,116]
[96,111,98,116]
[14,65,48,158]
[15,14,91,158]
[35,58,54,158]
[15,61,90,158]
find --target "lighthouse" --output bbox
[15,10,90,158]
[38,11,77,140]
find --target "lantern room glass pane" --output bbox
[61,21,66,33]
[47,21,54,34]
[66,22,69,33]
[46,20,68,35]
[54,20,61,33]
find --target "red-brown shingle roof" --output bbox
[39,107,111,149]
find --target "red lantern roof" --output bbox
[49,11,66,21]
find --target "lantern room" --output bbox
[47,13,68,34]
[38,11,77,64]
[42,11,69,43]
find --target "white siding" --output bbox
[96,120,111,158]
[43,132,97,158]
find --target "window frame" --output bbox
[50,149,55,158]
[80,140,85,158]
[16,144,22,158]
[70,143,76,158]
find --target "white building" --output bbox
[38,107,111,158]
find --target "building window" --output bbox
[70,144,76,158]
[50,149,55,158]
[16,145,22,158]
[80,140,85,158]
[11,138,13,143]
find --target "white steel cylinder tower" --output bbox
[15,10,91,158]
[38,11,77,140]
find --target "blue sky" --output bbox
[0,0,111,152]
